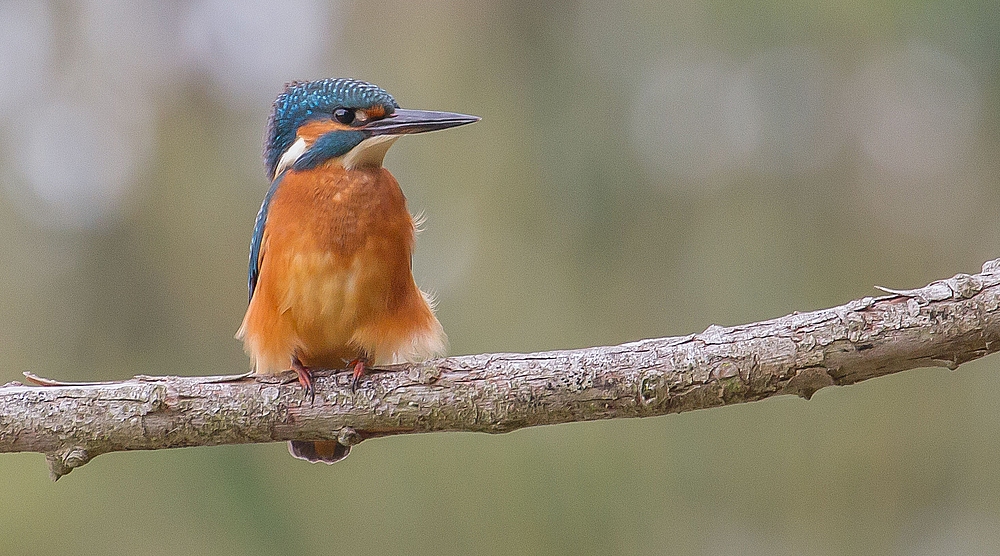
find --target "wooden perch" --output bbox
[4,259,1000,480]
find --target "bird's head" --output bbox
[264,78,479,180]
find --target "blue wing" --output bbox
[248,174,285,303]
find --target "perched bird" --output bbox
[236,78,479,463]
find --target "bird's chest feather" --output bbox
[263,166,416,326]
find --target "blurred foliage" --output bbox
[0,0,999,554]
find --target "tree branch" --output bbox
[5,259,1000,480]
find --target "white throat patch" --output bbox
[342,135,400,170]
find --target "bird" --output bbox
[236,78,479,463]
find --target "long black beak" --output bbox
[364,108,480,136]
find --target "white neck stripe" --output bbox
[274,137,308,176]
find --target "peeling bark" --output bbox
[4,259,1000,480]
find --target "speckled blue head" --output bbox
[264,78,398,179]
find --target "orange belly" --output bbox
[236,165,445,375]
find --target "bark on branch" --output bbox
[5,259,1000,480]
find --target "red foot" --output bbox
[347,357,369,392]
[292,356,315,403]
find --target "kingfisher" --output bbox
[236,78,479,463]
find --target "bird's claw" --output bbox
[348,358,368,393]
[292,357,316,404]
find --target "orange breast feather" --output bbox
[237,165,445,375]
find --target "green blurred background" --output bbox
[0,0,998,554]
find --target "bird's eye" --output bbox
[333,107,355,125]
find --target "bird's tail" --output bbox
[288,440,351,464]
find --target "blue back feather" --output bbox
[248,173,284,302]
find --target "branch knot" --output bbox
[46,447,90,481]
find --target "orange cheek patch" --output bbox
[296,119,351,142]
[364,105,387,120]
